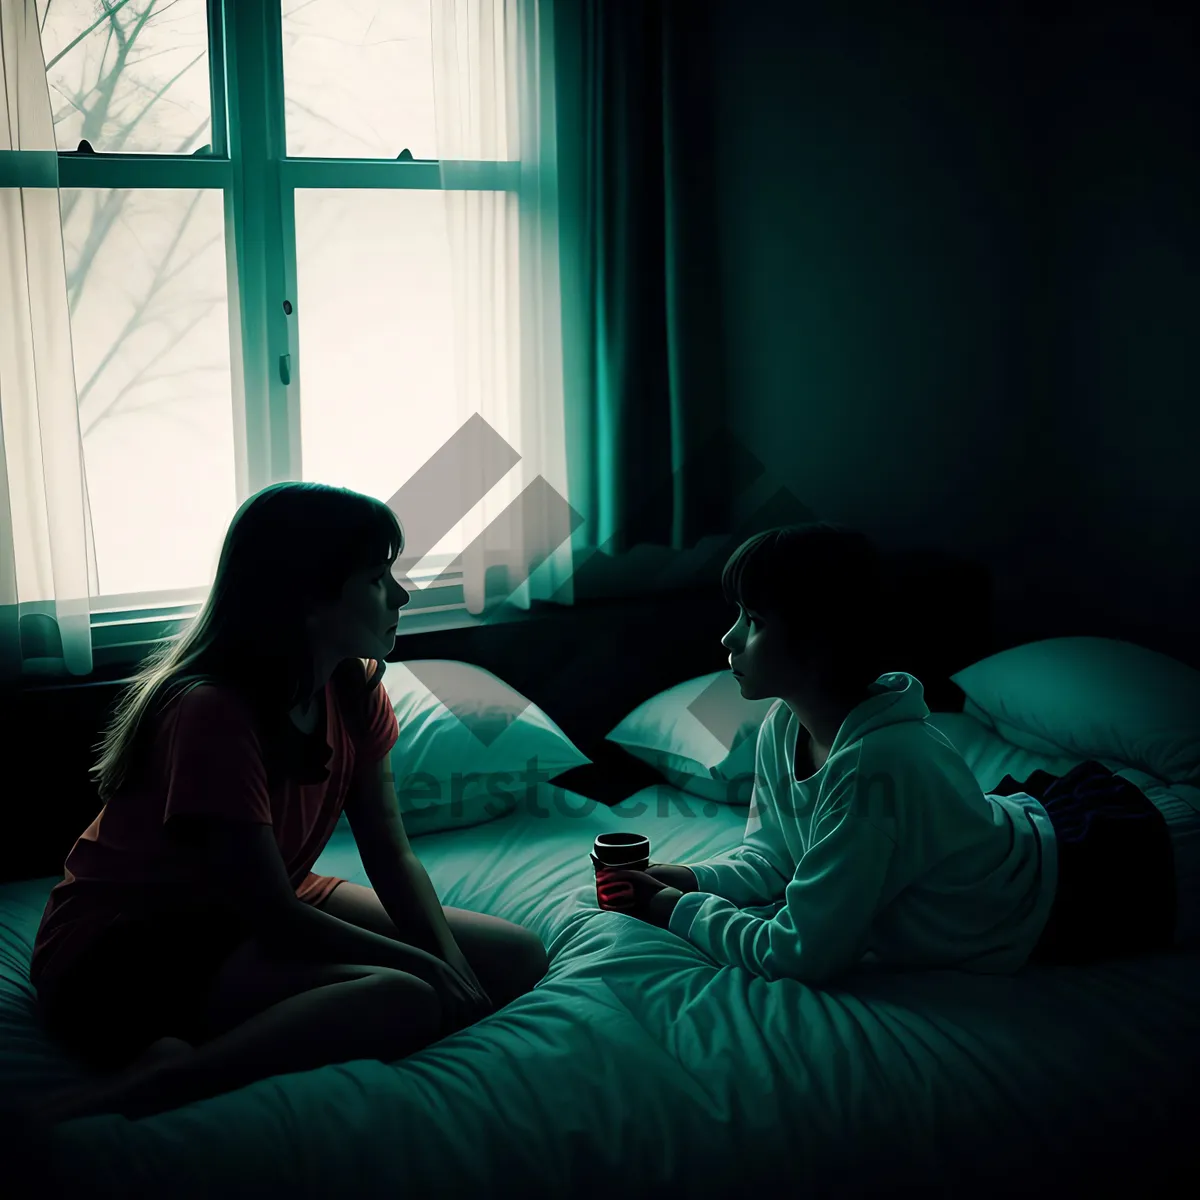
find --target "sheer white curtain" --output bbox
[432,0,575,615]
[0,0,96,682]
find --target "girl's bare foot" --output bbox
[135,1036,195,1071]
[35,1036,195,1125]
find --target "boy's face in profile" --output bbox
[721,604,816,702]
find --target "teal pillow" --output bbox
[382,660,591,835]
[606,671,776,805]
[951,637,1200,786]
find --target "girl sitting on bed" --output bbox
[603,522,1177,983]
[30,482,548,1124]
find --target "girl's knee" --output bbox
[363,972,442,1055]
[381,972,441,1032]
[527,933,550,980]
[510,930,549,995]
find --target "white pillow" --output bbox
[951,637,1200,786]
[382,660,591,835]
[605,671,776,804]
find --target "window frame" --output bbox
[46,0,518,666]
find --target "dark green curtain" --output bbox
[555,0,757,567]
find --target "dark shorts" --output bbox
[995,762,1177,965]
[35,907,250,1071]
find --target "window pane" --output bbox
[295,189,507,558]
[37,0,211,154]
[62,188,236,595]
[281,0,438,159]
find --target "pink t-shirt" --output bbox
[30,658,399,989]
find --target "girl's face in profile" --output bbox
[308,557,410,661]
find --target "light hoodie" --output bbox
[671,672,1058,984]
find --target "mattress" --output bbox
[1,723,1197,1199]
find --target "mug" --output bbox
[591,833,651,911]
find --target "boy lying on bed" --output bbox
[599,523,1176,983]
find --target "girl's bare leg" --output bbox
[37,969,440,1124]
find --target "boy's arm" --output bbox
[686,840,792,907]
[668,783,898,984]
[685,713,795,905]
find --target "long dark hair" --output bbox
[721,522,891,695]
[91,482,403,801]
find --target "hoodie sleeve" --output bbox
[686,707,794,907]
[668,775,898,984]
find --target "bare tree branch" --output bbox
[96,397,215,443]
[67,190,130,310]
[59,186,84,228]
[285,94,378,151]
[109,50,206,151]
[75,188,207,410]
[283,0,326,19]
[43,2,229,450]
[125,365,227,387]
[49,80,87,122]
[61,10,208,304]
[84,25,117,118]
[82,303,221,436]
[44,0,135,71]
[150,0,189,24]
[124,0,160,51]
[127,43,193,69]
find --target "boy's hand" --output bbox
[644,863,699,893]
[595,868,684,928]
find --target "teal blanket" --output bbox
[2,729,1197,1199]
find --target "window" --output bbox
[40,0,213,156]
[39,0,231,614]
[35,0,513,664]
[61,186,235,599]
[281,1,442,159]
[292,189,459,498]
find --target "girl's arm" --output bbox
[180,817,442,973]
[344,755,486,994]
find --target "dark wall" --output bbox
[1027,3,1200,668]
[708,0,1199,669]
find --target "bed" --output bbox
[2,695,1198,1200]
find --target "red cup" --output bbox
[591,833,651,911]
